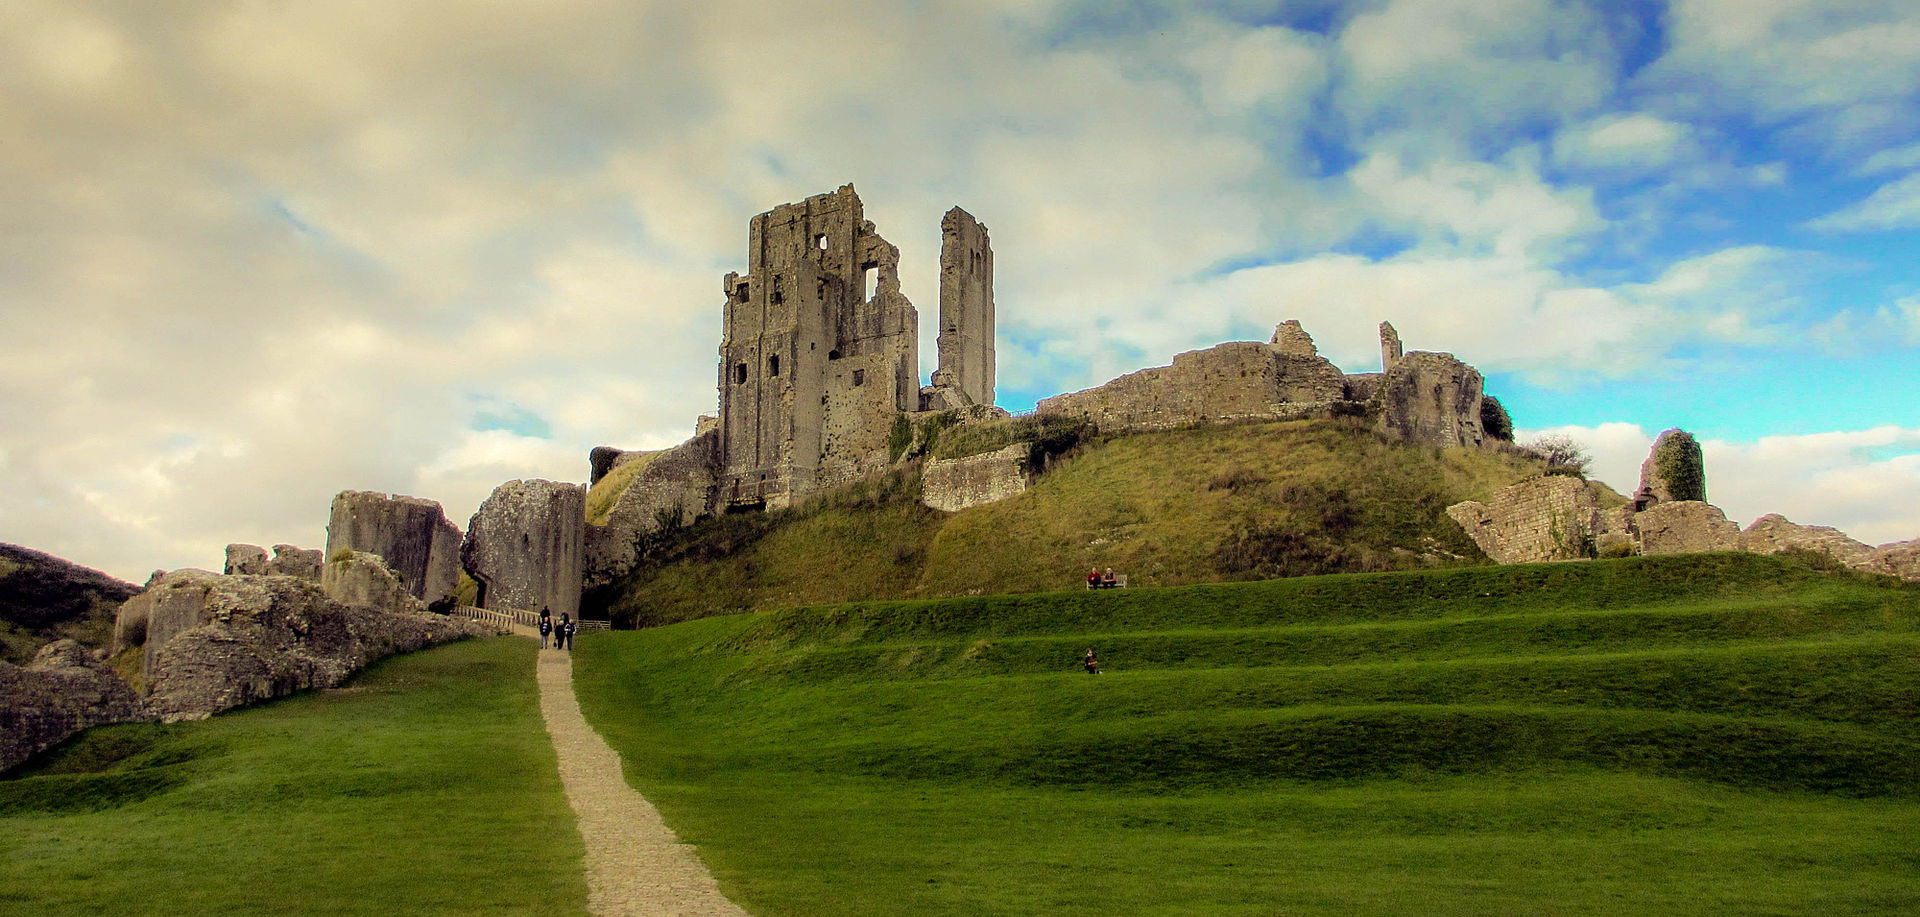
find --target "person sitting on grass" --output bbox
[1084,648,1101,674]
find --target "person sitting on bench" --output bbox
[1088,566,1101,590]
[1101,567,1118,589]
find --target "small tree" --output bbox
[1480,396,1514,442]
[1527,433,1592,477]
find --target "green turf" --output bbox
[0,637,587,916]
[573,553,1920,915]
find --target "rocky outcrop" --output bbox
[112,570,483,722]
[322,550,426,615]
[324,491,463,603]
[1740,514,1874,564]
[922,443,1031,512]
[1635,501,1742,555]
[584,432,717,591]
[1373,351,1485,448]
[225,544,270,575]
[1446,476,1604,564]
[465,479,586,616]
[0,639,150,771]
[267,544,323,581]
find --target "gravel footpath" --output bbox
[537,646,751,916]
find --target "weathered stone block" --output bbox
[322,550,426,615]
[225,544,270,576]
[267,544,323,581]
[923,444,1030,512]
[1373,351,1485,448]
[1635,501,1742,555]
[324,491,463,603]
[1270,320,1318,357]
[0,640,149,771]
[1740,514,1874,564]
[463,479,586,617]
[584,432,718,591]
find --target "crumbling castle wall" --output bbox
[225,544,269,575]
[325,491,463,602]
[935,207,995,408]
[267,544,323,581]
[0,639,149,771]
[1372,352,1486,448]
[462,479,585,617]
[1379,321,1404,372]
[1446,476,1604,564]
[922,443,1030,512]
[1035,341,1346,432]
[1740,514,1874,563]
[1635,501,1743,555]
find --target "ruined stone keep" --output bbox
[716,184,996,510]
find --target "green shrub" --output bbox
[1653,430,1706,502]
[1480,396,1514,441]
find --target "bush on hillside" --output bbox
[1525,433,1592,478]
[1480,396,1514,442]
[1653,430,1707,502]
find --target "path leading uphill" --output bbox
[536,645,751,917]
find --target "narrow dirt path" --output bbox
[536,645,751,916]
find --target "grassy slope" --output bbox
[600,419,1548,627]
[0,638,587,916]
[0,544,139,663]
[574,554,1920,916]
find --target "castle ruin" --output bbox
[715,184,996,510]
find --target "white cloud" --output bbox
[1520,422,1920,548]
[1806,172,1920,232]
[1857,142,1920,177]
[1554,114,1688,172]
[1348,153,1602,260]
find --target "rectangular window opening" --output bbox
[862,266,877,302]
[734,363,748,385]
[852,369,865,387]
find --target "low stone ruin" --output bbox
[921,444,1032,513]
[464,479,586,617]
[1448,429,1920,580]
[0,639,147,771]
[225,543,323,580]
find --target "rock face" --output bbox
[1373,352,1486,448]
[465,479,586,616]
[1640,428,1706,503]
[1740,514,1874,563]
[224,544,270,575]
[325,491,463,603]
[322,550,426,615]
[1036,341,1347,432]
[112,569,482,722]
[267,544,323,581]
[584,433,718,592]
[1446,476,1604,564]
[1635,501,1742,555]
[922,444,1031,512]
[0,639,150,771]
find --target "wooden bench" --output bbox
[1085,574,1128,590]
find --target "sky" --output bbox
[3,0,1917,583]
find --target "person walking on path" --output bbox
[539,613,553,649]
[559,613,574,651]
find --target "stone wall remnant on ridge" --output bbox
[463,479,585,617]
[267,544,323,581]
[1379,321,1403,372]
[324,490,462,603]
[1035,341,1347,432]
[225,544,269,576]
[1372,351,1486,448]
[1635,501,1743,555]
[1269,320,1319,357]
[935,206,995,408]
[1740,514,1874,564]
[922,443,1031,512]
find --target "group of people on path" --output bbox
[539,607,576,650]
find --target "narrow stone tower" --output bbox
[935,207,995,407]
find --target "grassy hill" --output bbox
[0,638,585,915]
[572,553,1920,915]
[0,543,139,664]
[592,418,1559,628]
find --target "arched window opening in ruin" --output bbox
[852,369,865,386]
[863,265,877,302]
[768,355,779,377]
[734,362,748,384]
[771,273,783,305]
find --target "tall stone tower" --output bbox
[716,185,920,510]
[935,207,995,407]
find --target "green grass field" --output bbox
[574,553,1920,915]
[0,638,586,916]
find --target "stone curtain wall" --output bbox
[921,444,1030,512]
[1446,476,1603,564]
[1036,342,1345,432]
